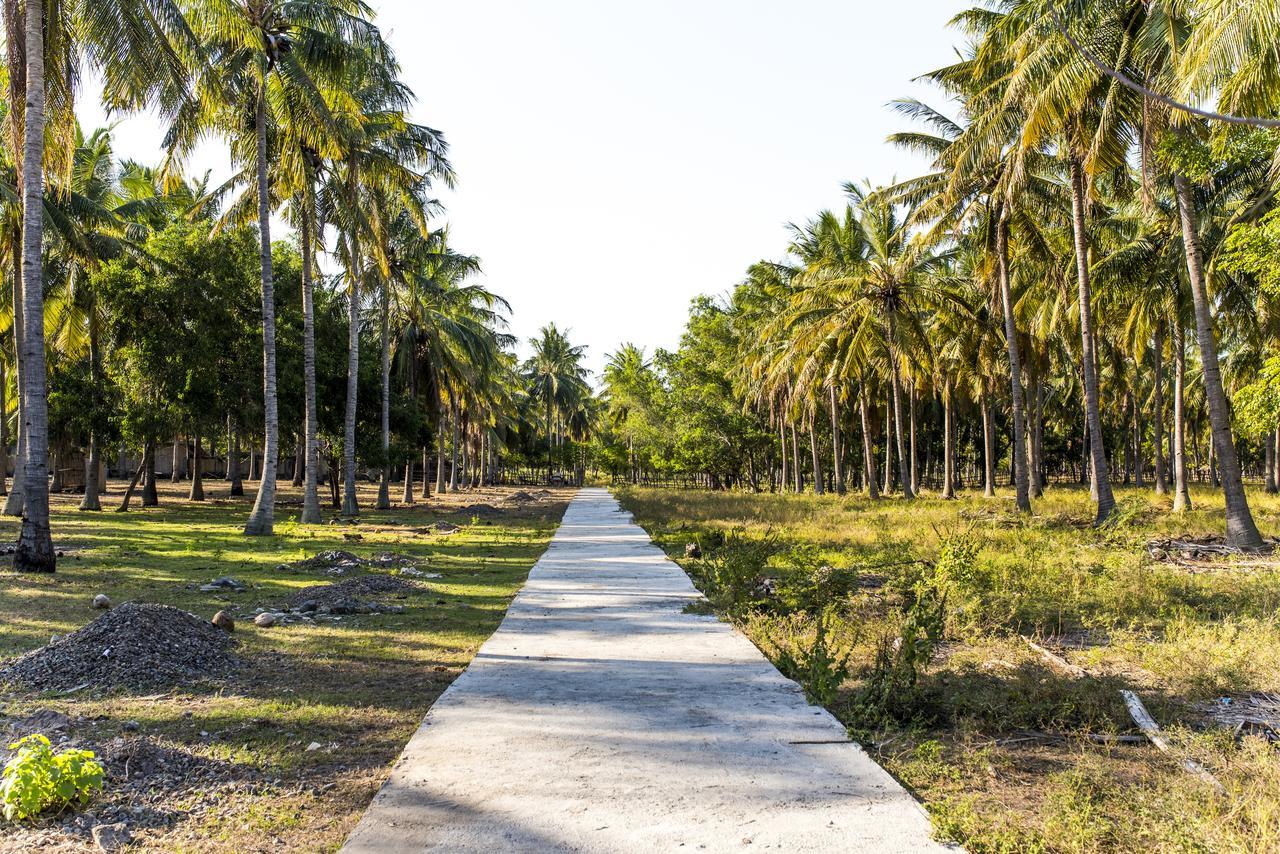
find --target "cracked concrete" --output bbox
[342,488,950,852]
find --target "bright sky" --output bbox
[81,0,967,378]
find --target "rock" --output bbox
[200,576,247,593]
[305,741,322,752]
[684,543,702,559]
[295,600,318,613]
[92,594,112,610]
[123,720,140,732]
[211,611,235,633]
[91,822,131,852]
[253,612,278,628]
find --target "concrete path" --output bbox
[343,488,949,852]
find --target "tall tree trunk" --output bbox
[454,402,464,490]
[1173,173,1262,548]
[421,445,431,498]
[778,419,788,493]
[982,393,995,498]
[890,357,914,498]
[790,422,802,493]
[1265,432,1276,495]
[1069,158,1116,524]
[229,424,244,496]
[859,390,879,498]
[2,11,24,519]
[299,204,322,523]
[942,380,956,500]
[0,353,8,497]
[376,274,391,510]
[1172,321,1191,512]
[142,437,158,507]
[1132,392,1144,489]
[1153,324,1168,495]
[882,394,893,495]
[244,89,281,535]
[189,432,204,501]
[80,315,102,511]
[997,215,1032,511]
[292,434,304,487]
[908,383,919,494]
[171,436,182,482]
[809,408,824,496]
[402,459,415,504]
[829,383,845,494]
[341,242,361,518]
[13,0,54,571]
[435,404,447,494]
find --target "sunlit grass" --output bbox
[0,480,571,851]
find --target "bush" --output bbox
[1,734,104,822]
[694,528,778,613]
[769,605,856,704]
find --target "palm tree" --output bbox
[524,325,589,485]
[164,0,392,534]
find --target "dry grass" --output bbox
[618,482,1280,853]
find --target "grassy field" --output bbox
[0,480,571,852]
[617,483,1280,853]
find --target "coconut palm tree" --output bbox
[524,325,589,485]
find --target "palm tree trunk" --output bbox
[452,401,462,490]
[882,396,893,494]
[790,422,802,493]
[341,240,361,518]
[171,436,182,482]
[856,392,876,498]
[421,445,431,498]
[244,88,281,535]
[829,383,845,494]
[229,423,243,496]
[291,435,304,487]
[809,408,824,496]
[982,393,995,498]
[942,379,956,500]
[1153,324,1168,495]
[1173,173,1262,548]
[79,316,102,511]
[1069,159,1116,524]
[1132,392,1144,489]
[908,384,919,494]
[376,274,391,510]
[189,432,204,501]
[1265,432,1276,495]
[299,198,322,523]
[778,419,788,493]
[1172,320,1191,512]
[435,403,447,493]
[13,0,54,571]
[890,359,914,499]
[402,459,415,504]
[997,214,1032,512]
[0,353,9,498]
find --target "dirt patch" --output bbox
[284,575,425,615]
[278,550,423,575]
[0,603,238,693]
[456,503,503,517]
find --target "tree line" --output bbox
[3,0,601,573]
[597,0,1280,552]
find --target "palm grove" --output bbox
[2,0,600,574]
[598,0,1280,551]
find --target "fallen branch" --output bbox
[1022,636,1089,678]
[1121,690,1227,795]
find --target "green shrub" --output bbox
[1,734,104,822]
[770,605,855,704]
[695,529,778,613]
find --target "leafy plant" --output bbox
[1,735,104,822]
[771,605,856,704]
[694,528,778,613]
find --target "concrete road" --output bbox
[343,488,951,852]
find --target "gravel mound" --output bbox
[284,575,423,615]
[0,603,238,692]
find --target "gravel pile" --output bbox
[284,575,423,615]
[0,603,238,691]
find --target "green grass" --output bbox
[0,482,570,852]
[618,482,1280,853]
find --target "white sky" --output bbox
[81,0,967,378]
